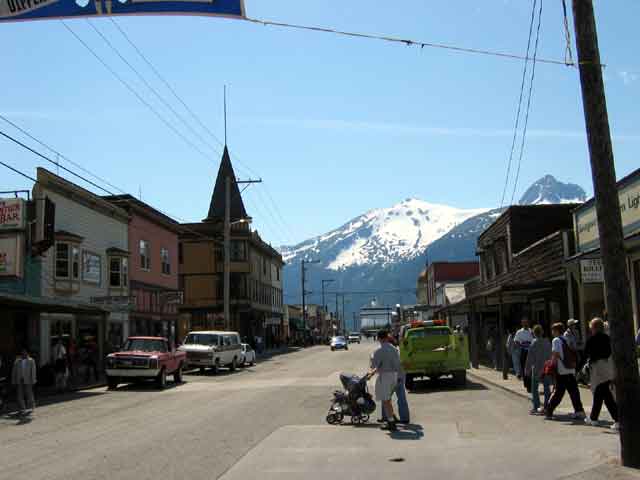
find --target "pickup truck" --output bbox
[105,336,186,390]
[400,321,469,390]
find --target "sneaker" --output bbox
[584,417,601,426]
[570,411,586,420]
[381,422,398,432]
[611,422,620,431]
[537,407,545,414]
[529,408,539,415]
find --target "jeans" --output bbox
[16,382,35,412]
[547,374,584,416]
[591,381,618,422]
[531,375,552,410]
[511,348,522,377]
[381,376,410,422]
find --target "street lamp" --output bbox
[321,279,334,315]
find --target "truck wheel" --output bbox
[156,368,167,390]
[453,370,467,387]
[173,365,183,384]
[230,357,237,372]
[107,377,118,390]
[405,375,415,391]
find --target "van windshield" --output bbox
[184,334,219,346]
[407,327,451,338]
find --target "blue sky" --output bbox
[1,0,639,246]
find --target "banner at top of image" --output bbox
[0,0,245,22]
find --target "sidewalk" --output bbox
[468,365,608,419]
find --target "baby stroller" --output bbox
[326,373,376,425]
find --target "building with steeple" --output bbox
[178,148,285,347]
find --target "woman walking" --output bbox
[524,325,552,415]
[583,317,618,430]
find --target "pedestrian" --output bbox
[84,338,98,384]
[545,322,586,420]
[514,318,534,391]
[486,332,496,369]
[380,334,410,424]
[506,328,518,377]
[635,327,640,347]
[524,325,552,415]
[583,318,618,430]
[369,330,401,432]
[52,338,67,392]
[11,347,37,415]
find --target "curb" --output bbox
[468,371,530,401]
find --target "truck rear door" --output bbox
[401,327,452,370]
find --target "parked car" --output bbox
[240,343,256,366]
[330,336,349,351]
[105,337,186,390]
[348,333,361,344]
[178,331,242,373]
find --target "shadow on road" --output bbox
[408,380,488,394]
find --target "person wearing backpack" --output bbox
[544,322,585,420]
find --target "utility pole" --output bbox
[321,279,334,314]
[301,259,319,332]
[572,0,640,467]
[224,176,231,331]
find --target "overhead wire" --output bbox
[510,0,543,205]
[499,0,538,209]
[0,159,37,183]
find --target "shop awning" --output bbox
[0,292,108,315]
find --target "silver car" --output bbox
[330,336,349,351]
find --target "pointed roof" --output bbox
[205,146,248,222]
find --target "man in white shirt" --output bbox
[514,318,534,390]
[545,323,585,420]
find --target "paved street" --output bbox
[0,342,628,480]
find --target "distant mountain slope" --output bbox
[281,175,586,330]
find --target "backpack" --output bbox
[559,337,577,370]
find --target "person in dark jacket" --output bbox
[583,317,618,430]
[524,325,552,415]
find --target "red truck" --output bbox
[105,336,186,390]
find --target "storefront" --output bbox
[566,168,640,335]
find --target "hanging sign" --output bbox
[0,199,26,231]
[580,258,604,284]
[0,0,244,22]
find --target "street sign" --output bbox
[0,199,26,231]
[0,0,245,22]
[580,258,604,284]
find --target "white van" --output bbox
[179,331,242,373]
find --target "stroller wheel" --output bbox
[326,413,343,425]
[360,414,370,423]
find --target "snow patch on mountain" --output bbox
[519,175,586,205]
[282,198,487,271]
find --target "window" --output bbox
[178,243,183,264]
[262,258,267,276]
[140,240,151,270]
[276,267,280,281]
[230,240,246,261]
[55,243,69,278]
[55,243,80,279]
[161,248,171,275]
[109,257,128,287]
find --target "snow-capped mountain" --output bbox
[518,175,586,205]
[281,199,487,271]
[281,175,586,330]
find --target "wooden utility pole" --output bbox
[572,0,640,467]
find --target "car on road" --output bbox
[330,336,349,351]
[178,331,242,373]
[240,343,256,366]
[400,320,469,389]
[105,336,186,390]
[347,333,361,344]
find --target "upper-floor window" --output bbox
[55,242,80,280]
[230,240,246,261]
[276,267,280,281]
[140,240,151,270]
[109,257,128,288]
[263,258,267,276]
[161,248,171,275]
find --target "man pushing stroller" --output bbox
[369,330,406,432]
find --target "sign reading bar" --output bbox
[0,199,26,231]
[575,172,640,252]
[0,0,244,22]
[580,258,604,284]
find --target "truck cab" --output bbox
[400,320,469,389]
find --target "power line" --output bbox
[0,113,126,194]
[510,0,543,205]
[61,20,213,163]
[87,19,223,159]
[0,159,36,183]
[499,0,538,209]
[0,128,115,195]
[245,16,578,67]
